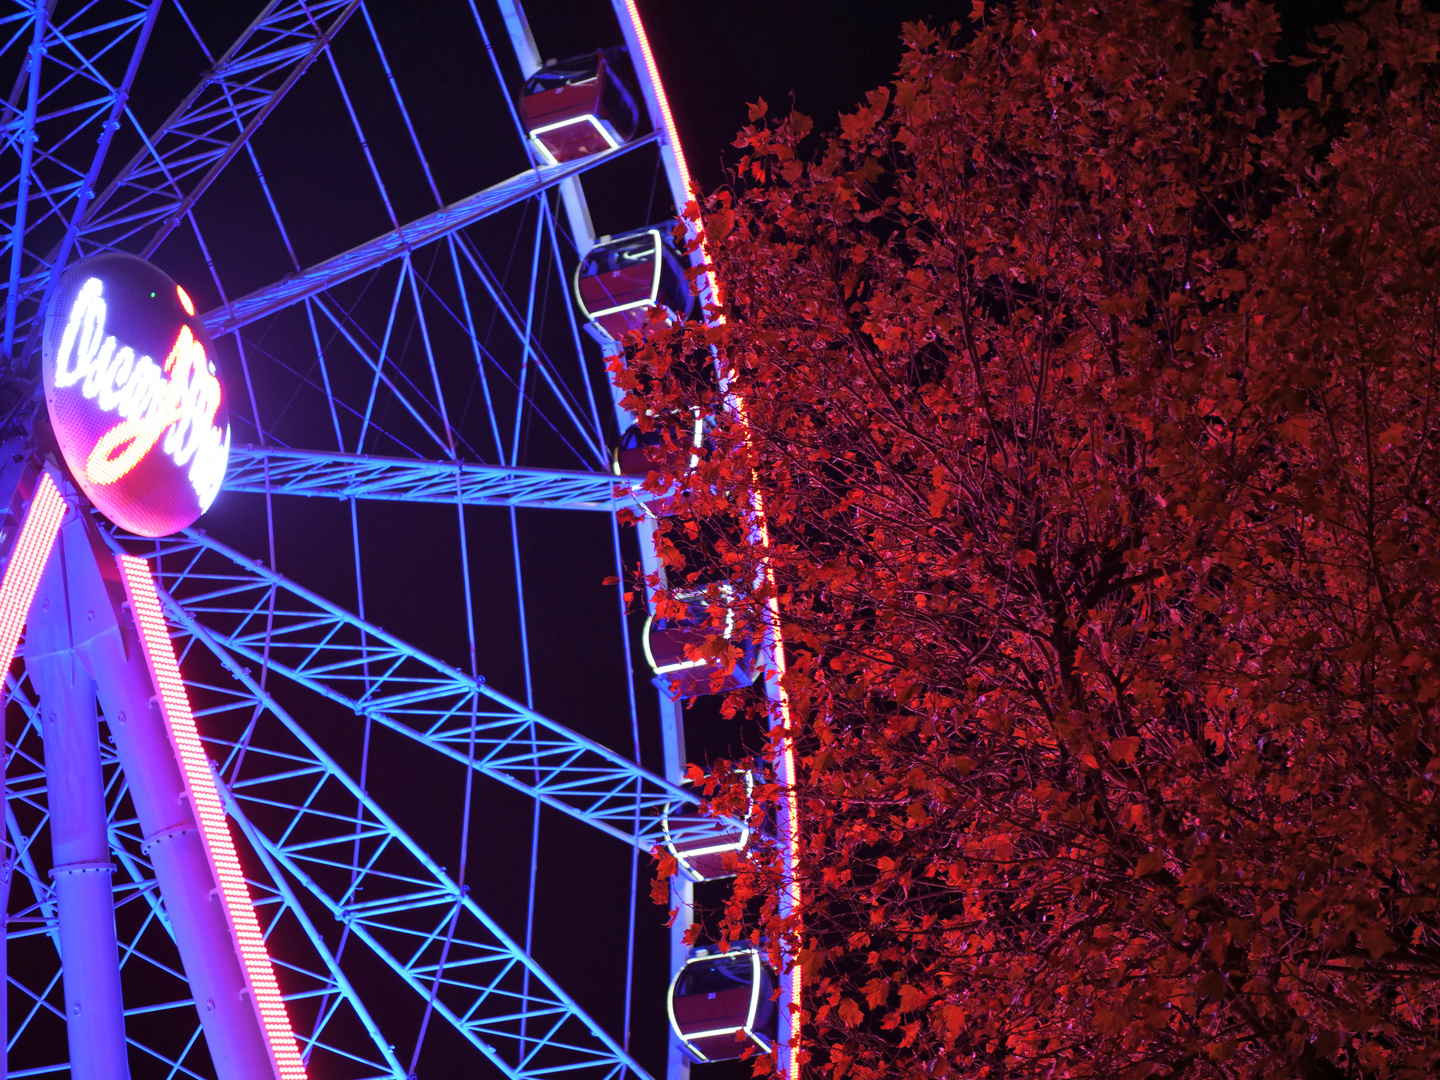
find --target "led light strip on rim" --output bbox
[117,555,307,1080]
[0,472,68,683]
[757,492,803,1076]
[619,5,692,211]
[618,1,723,310]
[618,4,802,1072]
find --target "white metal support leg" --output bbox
[45,504,283,1080]
[26,579,130,1080]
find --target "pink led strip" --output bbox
[620,0,725,313]
[744,430,803,1079]
[618,4,801,1073]
[117,555,306,1080]
[0,472,67,685]
[620,1,693,216]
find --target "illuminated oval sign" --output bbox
[42,253,230,538]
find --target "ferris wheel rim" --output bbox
[0,1,734,1078]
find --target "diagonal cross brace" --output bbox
[75,0,364,260]
[222,444,650,512]
[1,1,161,356]
[201,134,658,339]
[123,528,735,853]
[193,643,653,1080]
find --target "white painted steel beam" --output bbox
[223,444,647,512]
[202,139,656,340]
[121,528,736,854]
[48,506,284,1080]
[23,649,129,1080]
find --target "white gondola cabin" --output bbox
[574,226,693,345]
[518,50,639,165]
[667,947,778,1062]
[660,770,754,882]
[612,413,707,477]
[643,583,758,700]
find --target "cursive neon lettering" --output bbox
[56,277,229,511]
[54,277,104,389]
[96,346,135,413]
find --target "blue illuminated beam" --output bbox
[76,0,365,261]
[119,529,734,854]
[223,445,646,512]
[2,674,404,1080]
[203,135,659,339]
[0,1,162,355]
[190,655,651,1080]
[6,1,361,363]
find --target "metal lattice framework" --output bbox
[141,528,721,854]
[223,444,645,512]
[0,1,734,1078]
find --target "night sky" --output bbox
[623,0,956,193]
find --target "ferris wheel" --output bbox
[0,3,798,1080]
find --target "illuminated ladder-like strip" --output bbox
[618,5,804,1074]
[0,473,68,681]
[118,555,307,1080]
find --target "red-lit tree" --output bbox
[618,2,1440,1077]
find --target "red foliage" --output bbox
[619,2,1440,1077]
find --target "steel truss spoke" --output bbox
[180,648,648,1080]
[212,777,406,1080]
[1,0,696,1074]
[73,0,363,261]
[3,670,208,1077]
[124,528,734,854]
[4,670,400,1080]
[0,0,160,353]
[201,136,658,339]
[5,0,367,357]
[223,444,645,511]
